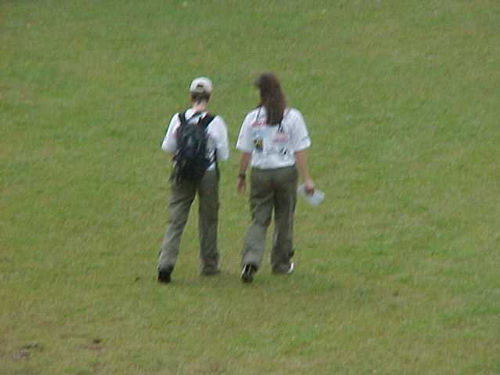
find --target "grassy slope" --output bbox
[1,0,499,374]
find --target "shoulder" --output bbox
[208,113,226,127]
[167,112,182,129]
[285,108,303,120]
[205,114,228,139]
[170,109,188,122]
[245,107,261,119]
[284,108,306,124]
[247,107,260,116]
[241,107,262,126]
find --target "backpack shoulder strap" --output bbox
[199,113,216,130]
[199,113,218,168]
[178,111,187,126]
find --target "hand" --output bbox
[236,177,246,195]
[303,179,315,195]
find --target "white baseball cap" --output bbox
[189,77,213,94]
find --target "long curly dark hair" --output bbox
[255,73,287,125]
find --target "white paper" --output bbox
[297,184,325,206]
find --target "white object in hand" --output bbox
[297,184,324,206]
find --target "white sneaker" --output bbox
[241,264,256,283]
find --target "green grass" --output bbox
[2,0,499,374]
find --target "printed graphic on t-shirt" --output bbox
[252,126,290,156]
[253,137,263,151]
[272,130,290,155]
[251,118,266,152]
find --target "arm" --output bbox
[214,116,229,161]
[235,113,254,195]
[289,109,314,194]
[236,152,252,195]
[294,149,315,194]
[161,114,180,155]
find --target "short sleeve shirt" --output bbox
[161,108,229,170]
[236,107,311,169]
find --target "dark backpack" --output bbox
[172,111,215,182]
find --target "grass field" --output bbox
[2,0,499,374]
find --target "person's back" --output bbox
[235,73,315,283]
[237,106,310,169]
[158,77,229,284]
[172,110,215,182]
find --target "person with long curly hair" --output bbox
[236,73,315,283]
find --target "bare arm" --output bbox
[236,152,252,195]
[294,149,315,194]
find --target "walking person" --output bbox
[235,72,315,283]
[158,77,229,284]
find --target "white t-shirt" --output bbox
[161,108,229,170]
[236,107,311,169]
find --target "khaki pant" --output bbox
[158,170,219,274]
[241,166,298,273]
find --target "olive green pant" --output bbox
[241,166,298,273]
[158,170,219,274]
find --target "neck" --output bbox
[191,101,207,113]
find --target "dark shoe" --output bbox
[241,264,257,283]
[273,262,294,275]
[201,268,220,276]
[158,266,173,284]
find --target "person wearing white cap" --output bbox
[235,73,315,283]
[158,77,229,283]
